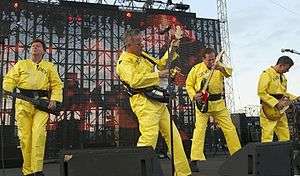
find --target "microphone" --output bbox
[158,26,171,35]
[281,48,300,55]
[281,48,294,53]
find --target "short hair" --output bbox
[123,28,140,46]
[31,39,46,51]
[200,47,215,58]
[276,56,294,66]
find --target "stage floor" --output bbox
[0,156,227,176]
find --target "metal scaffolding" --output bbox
[217,0,235,112]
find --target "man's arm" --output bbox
[3,62,21,93]
[185,67,198,101]
[48,63,63,109]
[116,59,160,89]
[257,72,279,107]
[215,62,232,78]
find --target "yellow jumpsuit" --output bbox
[258,67,296,142]
[3,59,63,175]
[116,51,191,176]
[186,62,241,161]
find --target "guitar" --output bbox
[3,91,61,116]
[195,49,225,112]
[143,26,183,103]
[262,96,300,121]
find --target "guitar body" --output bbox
[8,92,62,116]
[261,96,300,121]
[195,91,209,113]
[144,87,170,103]
[261,102,287,121]
[32,98,62,116]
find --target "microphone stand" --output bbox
[164,30,176,176]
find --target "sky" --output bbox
[183,0,300,110]
[94,0,300,111]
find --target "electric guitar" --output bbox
[262,96,300,121]
[3,91,62,116]
[195,49,225,112]
[143,26,183,103]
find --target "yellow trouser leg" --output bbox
[135,104,160,148]
[260,109,290,142]
[134,100,191,176]
[31,110,48,173]
[190,111,209,161]
[159,107,191,176]
[16,101,34,175]
[274,115,290,141]
[214,109,241,155]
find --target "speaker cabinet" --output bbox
[61,146,164,176]
[219,141,293,176]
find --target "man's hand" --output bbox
[194,92,203,101]
[275,98,289,110]
[2,90,11,99]
[48,100,56,110]
[214,63,225,72]
[158,69,170,78]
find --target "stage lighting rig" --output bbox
[173,3,190,11]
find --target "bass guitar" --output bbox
[262,96,300,121]
[3,91,61,116]
[195,49,225,112]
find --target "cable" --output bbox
[267,0,300,16]
[0,101,7,176]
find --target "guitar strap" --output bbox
[141,52,157,66]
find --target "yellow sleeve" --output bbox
[185,67,197,101]
[3,61,21,93]
[257,72,278,107]
[48,63,63,102]
[223,67,232,78]
[218,62,232,78]
[157,48,179,70]
[116,60,160,89]
[285,92,298,100]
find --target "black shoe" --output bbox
[190,160,199,172]
[22,173,34,176]
[34,172,45,176]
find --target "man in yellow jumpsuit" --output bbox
[3,39,63,176]
[116,29,191,176]
[258,56,297,143]
[186,47,241,172]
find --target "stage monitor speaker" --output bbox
[61,146,164,176]
[219,141,293,176]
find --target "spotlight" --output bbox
[67,16,73,24]
[76,15,82,23]
[125,12,133,19]
[174,3,190,11]
[13,2,19,8]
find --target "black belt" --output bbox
[208,94,223,101]
[270,94,284,100]
[18,88,49,98]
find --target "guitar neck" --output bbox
[202,70,215,91]
[165,41,179,69]
[291,97,300,104]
